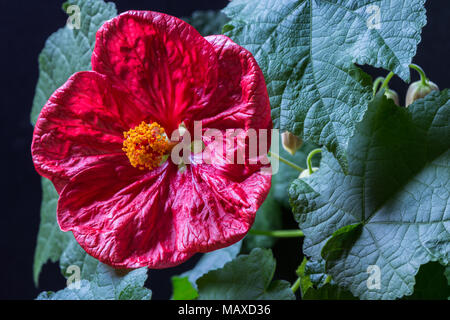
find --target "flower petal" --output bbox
[32,71,144,192]
[58,161,193,268]
[186,35,272,131]
[92,11,218,134]
[171,163,271,254]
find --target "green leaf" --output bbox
[182,10,230,36]
[244,190,283,250]
[296,257,356,299]
[196,248,295,300]
[59,237,102,281]
[296,258,313,295]
[303,283,357,300]
[290,90,450,299]
[404,262,450,300]
[171,277,199,300]
[33,178,73,285]
[223,0,426,165]
[37,238,151,300]
[302,258,330,289]
[31,0,117,284]
[30,0,117,125]
[321,223,362,263]
[36,267,151,300]
[175,241,242,291]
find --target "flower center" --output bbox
[122,121,170,170]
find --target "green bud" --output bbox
[384,89,400,106]
[299,167,318,179]
[281,131,302,156]
[405,80,439,107]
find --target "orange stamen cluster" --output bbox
[123,121,170,170]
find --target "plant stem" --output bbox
[306,148,322,174]
[380,71,395,90]
[268,151,304,172]
[291,277,301,293]
[249,229,305,238]
[409,63,428,86]
[372,76,385,96]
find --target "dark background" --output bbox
[0,0,448,300]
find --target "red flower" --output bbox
[32,11,272,268]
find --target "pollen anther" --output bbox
[123,121,170,170]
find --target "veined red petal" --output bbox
[32,71,147,192]
[187,35,272,132]
[58,161,193,268]
[92,11,218,134]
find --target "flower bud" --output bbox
[405,80,439,107]
[281,131,302,155]
[384,89,399,106]
[299,167,318,179]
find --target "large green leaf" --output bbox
[31,0,117,284]
[404,262,450,300]
[37,238,151,300]
[196,248,295,300]
[223,0,426,165]
[33,178,73,285]
[290,90,450,299]
[30,0,117,124]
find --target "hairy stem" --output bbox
[268,151,304,172]
[249,229,305,238]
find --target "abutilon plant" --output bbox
[30,0,449,301]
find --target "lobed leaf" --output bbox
[290,90,450,299]
[224,0,426,166]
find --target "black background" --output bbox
[0,0,448,300]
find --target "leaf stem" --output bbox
[268,151,304,172]
[409,63,428,86]
[306,148,322,174]
[380,71,395,90]
[291,276,301,293]
[372,77,385,97]
[249,229,305,238]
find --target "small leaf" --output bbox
[171,277,199,300]
[296,257,313,296]
[303,283,357,300]
[197,248,295,300]
[321,224,363,263]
